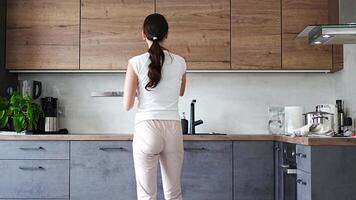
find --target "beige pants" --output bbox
[133,120,184,200]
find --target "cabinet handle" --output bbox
[296,153,307,158]
[280,164,290,168]
[19,147,45,151]
[99,147,126,151]
[274,147,281,151]
[19,166,45,171]
[296,179,307,185]
[184,147,206,151]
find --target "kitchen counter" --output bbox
[0,133,356,145]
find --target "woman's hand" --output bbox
[123,62,138,111]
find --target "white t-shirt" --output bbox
[129,50,187,124]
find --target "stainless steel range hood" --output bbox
[297,0,356,45]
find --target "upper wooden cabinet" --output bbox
[282,0,332,69]
[156,0,231,70]
[231,0,281,69]
[80,0,154,70]
[6,0,80,69]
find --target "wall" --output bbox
[334,44,356,130]
[0,0,17,97]
[19,72,335,134]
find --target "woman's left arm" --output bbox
[123,62,138,111]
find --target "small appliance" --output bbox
[284,106,303,135]
[316,104,338,133]
[18,80,42,99]
[39,97,58,133]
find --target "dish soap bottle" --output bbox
[181,112,188,134]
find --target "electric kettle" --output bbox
[18,80,42,99]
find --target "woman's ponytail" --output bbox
[143,14,169,91]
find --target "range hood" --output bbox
[297,0,356,45]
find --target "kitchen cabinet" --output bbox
[231,0,281,69]
[0,141,70,199]
[234,141,274,200]
[157,141,233,200]
[70,141,136,200]
[0,141,69,159]
[6,0,80,69]
[282,0,333,69]
[156,0,230,70]
[0,160,69,199]
[295,145,356,200]
[0,0,17,95]
[80,0,154,70]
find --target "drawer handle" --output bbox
[280,164,290,168]
[19,147,45,151]
[296,153,307,158]
[184,147,207,151]
[99,147,126,151]
[296,179,307,185]
[19,166,45,171]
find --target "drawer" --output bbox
[0,141,69,159]
[70,141,136,200]
[0,160,69,199]
[296,170,311,200]
[296,145,311,172]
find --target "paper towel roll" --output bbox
[284,106,304,134]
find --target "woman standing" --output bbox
[123,13,187,200]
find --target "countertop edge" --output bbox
[0,134,356,145]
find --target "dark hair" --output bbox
[143,13,168,91]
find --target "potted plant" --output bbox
[0,96,8,130]
[0,94,42,133]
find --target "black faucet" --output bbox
[190,99,203,134]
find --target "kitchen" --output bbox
[1,0,356,199]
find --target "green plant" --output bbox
[0,97,9,129]
[2,94,42,133]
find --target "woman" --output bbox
[123,13,187,200]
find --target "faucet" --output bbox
[190,99,203,134]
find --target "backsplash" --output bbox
[335,44,356,129]
[19,72,336,134]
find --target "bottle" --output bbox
[181,112,188,134]
[336,100,344,135]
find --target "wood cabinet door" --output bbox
[80,0,154,70]
[282,0,332,69]
[6,0,80,69]
[231,0,281,69]
[156,0,230,70]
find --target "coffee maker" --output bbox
[18,80,42,99]
[38,97,58,133]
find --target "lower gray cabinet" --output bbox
[70,141,136,200]
[0,160,69,199]
[158,141,233,200]
[296,145,356,200]
[234,141,274,200]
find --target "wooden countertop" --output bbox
[1,133,356,145]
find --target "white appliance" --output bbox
[316,104,338,133]
[284,106,304,135]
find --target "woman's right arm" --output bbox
[123,63,138,111]
[180,73,186,96]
